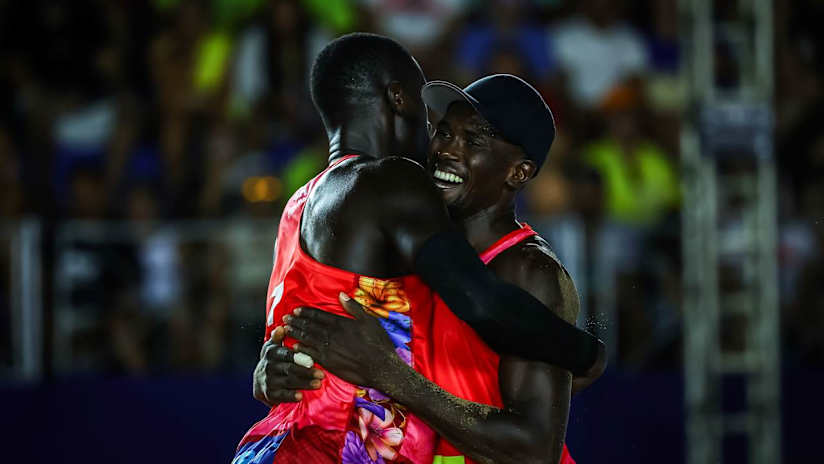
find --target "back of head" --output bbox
[310,33,426,132]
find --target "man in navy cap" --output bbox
[265,74,603,464]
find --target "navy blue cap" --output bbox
[422,74,556,172]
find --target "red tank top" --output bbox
[238,155,438,463]
[421,223,575,464]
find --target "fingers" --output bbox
[263,342,321,374]
[284,323,327,350]
[262,325,326,375]
[338,292,368,319]
[257,357,325,406]
[267,362,323,390]
[283,312,329,346]
[283,311,331,336]
[263,343,296,363]
[260,326,284,358]
[292,342,323,366]
[264,388,304,404]
[270,326,286,343]
[253,389,275,408]
[291,306,345,325]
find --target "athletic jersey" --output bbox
[235,155,438,464]
[420,224,576,464]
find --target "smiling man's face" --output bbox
[428,102,529,218]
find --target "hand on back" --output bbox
[283,292,401,390]
[253,326,325,408]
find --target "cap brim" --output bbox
[421,81,480,119]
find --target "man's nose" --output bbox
[437,148,461,162]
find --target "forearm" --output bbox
[414,231,600,375]
[379,355,561,464]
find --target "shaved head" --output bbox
[310,33,426,131]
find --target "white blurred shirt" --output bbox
[551,17,649,107]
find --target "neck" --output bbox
[456,196,520,254]
[327,116,389,163]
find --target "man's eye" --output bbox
[436,129,450,139]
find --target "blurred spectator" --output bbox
[280,140,329,198]
[54,238,141,373]
[574,94,680,365]
[68,164,108,219]
[231,0,319,127]
[779,215,818,309]
[300,0,358,34]
[643,0,679,75]
[171,241,232,371]
[199,122,239,216]
[147,0,226,216]
[551,0,649,108]
[108,286,152,374]
[363,0,464,54]
[127,183,183,322]
[582,103,679,227]
[454,0,554,84]
[786,181,824,367]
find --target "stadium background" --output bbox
[0,0,822,462]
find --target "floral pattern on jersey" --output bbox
[346,276,415,463]
[342,430,384,464]
[345,390,410,463]
[353,277,410,317]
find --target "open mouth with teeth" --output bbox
[433,168,465,186]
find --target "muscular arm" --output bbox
[393,252,576,464]
[374,157,602,376]
[375,356,570,464]
[286,246,605,462]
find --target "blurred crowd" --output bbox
[0,0,822,377]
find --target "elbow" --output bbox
[585,339,608,380]
[500,432,564,464]
[521,445,563,464]
[502,453,559,464]
[467,431,562,464]
[522,426,567,464]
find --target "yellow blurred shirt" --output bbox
[584,139,679,225]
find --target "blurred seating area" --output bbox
[0,0,822,379]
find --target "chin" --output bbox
[439,187,461,204]
[444,196,470,219]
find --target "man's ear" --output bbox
[386,81,407,116]
[506,159,537,190]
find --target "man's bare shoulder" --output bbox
[492,235,580,323]
[346,156,442,210]
[361,156,430,186]
[314,156,430,202]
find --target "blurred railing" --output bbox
[0,219,43,382]
[52,219,276,375]
[1,216,684,379]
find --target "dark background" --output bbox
[1,0,823,462]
